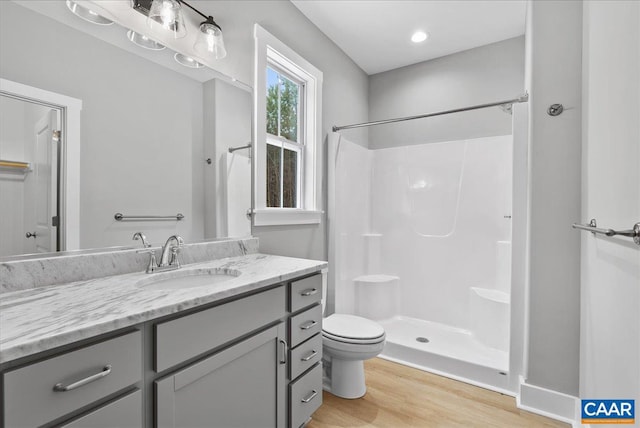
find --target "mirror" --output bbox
[0,1,252,259]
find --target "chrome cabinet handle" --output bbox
[301,390,318,403]
[25,232,37,238]
[279,339,287,365]
[300,288,318,297]
[300,320,317,330]
[301,350,317,362]
[53,365,112,392]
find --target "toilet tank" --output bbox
[354,274,399,321]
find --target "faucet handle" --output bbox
[136,248,157,273]
[169,246,181,268]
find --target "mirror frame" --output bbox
[0,78,82,251]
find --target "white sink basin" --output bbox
[136,268,241,290]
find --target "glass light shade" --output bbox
[194,21,227,59]
[147,0,186,39]
[66,0,114,25]
[127,30,166,50]
[174,53,204,69]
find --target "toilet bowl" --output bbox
[322,313,386,399]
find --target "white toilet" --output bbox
[322,313,386,398]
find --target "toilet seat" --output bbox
[322,314,385,344]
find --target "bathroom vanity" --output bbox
[0,239,325,428]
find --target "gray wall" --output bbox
[525,0,582,396]
[368,37,525,149]
[0,2,204,249]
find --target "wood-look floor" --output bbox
[308,358,569,428]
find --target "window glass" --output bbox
[266,142,281,208]
[282,147,298,208]
[266,66,302,208]
[266,66,300,143]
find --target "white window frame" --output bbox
[253,24,323,226]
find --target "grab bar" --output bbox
[114,213,184,222]
[572,219,640,245]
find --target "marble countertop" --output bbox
[0,253,327,365]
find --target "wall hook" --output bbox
[547,104,564,116]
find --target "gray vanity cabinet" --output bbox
[156,323,287,428]
[1,271,325,428]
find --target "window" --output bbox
[266,66,302,208]
[254,25,323,226]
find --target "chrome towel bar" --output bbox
[572,219,640,245]
[114,213,184,221]
[228,143,252,153]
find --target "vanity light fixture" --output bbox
[194,16,227,59]
[411,31,429,43]
[147,0,186,39]
[66,0,114,25]
[136,0,227,59]
[174,53,204,68]
[127,30,166,50]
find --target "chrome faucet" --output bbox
[137,234,184,274]
[132,232,151,248]
[158,235,184,269]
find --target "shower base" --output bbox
[378,316,512,394]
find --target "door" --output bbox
[580,0,639,415]
[155,323,287,428]
[26,109,58,253]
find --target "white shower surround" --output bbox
[329,132,516,392]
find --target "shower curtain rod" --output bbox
[332,93,529,132]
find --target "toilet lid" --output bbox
[322,314,385,341]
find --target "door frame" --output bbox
[0,78,82,251]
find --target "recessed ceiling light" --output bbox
[174,53,204,69]
[411,31,429,43]
[127,30,166,51]
[66,0,113,25]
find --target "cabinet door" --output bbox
[156,323,286,428]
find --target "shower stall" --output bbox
[328,100,528,394]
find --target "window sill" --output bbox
[253,209,323,226]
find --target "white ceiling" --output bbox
[291,0,527,75]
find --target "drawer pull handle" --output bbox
[301,390,318,403]
[53,365,112,392]
[300,288,318,297]
[301,350,318,362]
[300,320,317,330]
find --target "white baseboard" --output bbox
[517,378,580,427]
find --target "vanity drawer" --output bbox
[155,285,286,372]
[290,274,322,313]
[290,363,323,428]
[290,333,322,381]
[3,331,142,428]
[60,389,142,428]
[289,304,322,348]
